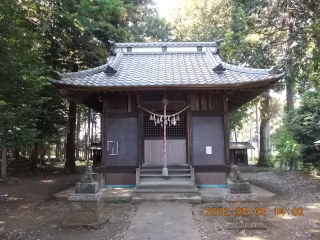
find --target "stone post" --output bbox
[219,166,265,230]
[62,166,108,227]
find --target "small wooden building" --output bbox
[229,142,255,166]
[50,41,283,188]
[87,142,102,164]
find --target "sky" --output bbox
[154,0,183,18]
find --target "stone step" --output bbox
[140,169,191,175]
[141,168,191,172]
[139,177,192,183]
[137,183,195,189]
[131,193,202,204]
[140,174,192,177]
[142,164,190,170]
[133,188,199,194]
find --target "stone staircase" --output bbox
[132,165,201,203]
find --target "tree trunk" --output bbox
[286,79,294,111]
[1,148,7,179]
[30,142,39,173]
[64,100,77,174]
[91,112,94,142]
[48,145,51,161]
[234,130,238,142]
[258,119,268,166]
[84,115,87,160]
[62,126,67,161]
[256,105,260,155]
[87,108,91,162]
[266,120,271,151]
[76,105,81,160]
[56,141,60,160]
[40,141,45,163]
[257,91,270,166]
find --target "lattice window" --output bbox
[144,112,187,138]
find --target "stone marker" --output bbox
[62,166,108,227]
[219,166,265,230]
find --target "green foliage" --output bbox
[128,4,172,42]
[0,0,154,155]
[173,0,230,41]
[271,123,300,166]
[0,0,47,148]
[287,90,320,166]
[229,104,250,133]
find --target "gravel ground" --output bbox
[192,166,320,240]
[2,166,320,240]
[242,167,320,204]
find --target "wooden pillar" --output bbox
[137,93,144,167]
[1,148,7,179]
[187,93,193,165]
[223,92,230,166]
[101,98,108,187]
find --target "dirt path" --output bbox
[2,167,320,240]
[0,171,137,240]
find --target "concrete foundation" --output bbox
[62,189,108,227]
[219,182,266,230]
[54,184,275,204]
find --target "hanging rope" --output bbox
[163,102,167,170]
[138,105,190,118]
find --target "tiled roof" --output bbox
[114,42,218,48]
[229,142,255,150]
[50,42,284,89]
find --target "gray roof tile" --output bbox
[50,43,284,89]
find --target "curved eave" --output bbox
[48,73,283,91]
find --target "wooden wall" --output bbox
[191,92,223,111]
[192,116,225,165]
[105,173,136,185]
[106,117,138,165]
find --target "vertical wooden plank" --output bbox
[208,92,213,110]
[200,92,208,110]
[192,92,199,110]
[101,98,108,187]
[137,93,144,166]
[223,92,230,166]
[187,93,192,165]
[128,93,132,112]
[1,148,6,179]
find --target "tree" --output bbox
[0,0,45,150]
[288,90,320,168]
[271,123,300,169]
[258,91,271,166]
[65,101,77,173]
[173,0,230,41]
[229,104,250,142]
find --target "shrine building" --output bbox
[50,41,284,191]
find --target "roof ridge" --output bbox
[205,48,221,68]
[115,42,218,48]
[109,49,124,70]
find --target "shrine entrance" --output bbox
[143,111,188,165]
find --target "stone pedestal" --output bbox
[219,189,266,230]
[75,181,99,193]
[227,179,251,194]
[63,167,108,227]
[62,191,108,227]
